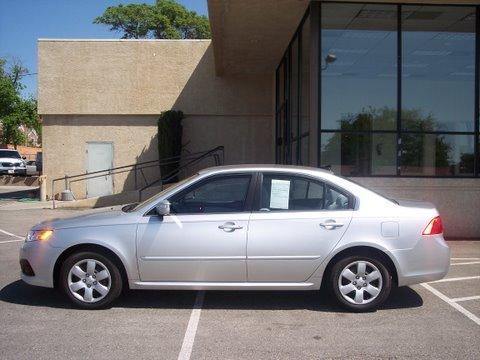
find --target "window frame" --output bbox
[253,171,355,213]
[161,172,257,216]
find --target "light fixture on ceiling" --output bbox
[322,53,337,70]
[356,9,396,19]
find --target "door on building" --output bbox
[86,142,113,198]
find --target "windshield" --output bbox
[123,174,199,213]
[0,150,21,159]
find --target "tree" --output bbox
[321,107,453,176]
[0,58,40,147]
[158,110,183,182]
[94,0,210,39]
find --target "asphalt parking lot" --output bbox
[0,207,479,360]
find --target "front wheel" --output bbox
[330,255,392,312]
[59,251,123,309]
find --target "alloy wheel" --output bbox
[67,259,111,303]
[338,260,383,305]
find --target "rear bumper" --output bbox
[391,234,450,287]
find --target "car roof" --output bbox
[198,164,332,176]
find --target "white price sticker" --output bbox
[269,179,290,209]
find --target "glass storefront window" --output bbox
[276,3,479,177]
[402,6,476,132]
[321,132,397,176]
[291,38,299,142]
[400,134,475,176]
[276,12,310,166]
[321,3,397,131]
[300,15,310,165]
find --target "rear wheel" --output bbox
[330,255,391,312]
[59,251,123,309]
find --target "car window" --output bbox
[169,175,251,214]
[260,174,325,211]
[324,185,350,210]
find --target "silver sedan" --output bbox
[20,165,450,311]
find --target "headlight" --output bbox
[26,229,54,242]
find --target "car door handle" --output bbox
[218,222,243,232]
[319,221,344,230]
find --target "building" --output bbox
[38,0,480,238]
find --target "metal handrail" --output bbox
[51,146,224,208]
[138,145,224,201]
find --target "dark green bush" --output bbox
[158,110,183,181]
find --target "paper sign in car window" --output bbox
[269,179,291,209]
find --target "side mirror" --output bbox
[155,200,171,217]
[22,156,26,160]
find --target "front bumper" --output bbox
[392,234,450,287]
[19,239,64,288]
[0,166,26,175]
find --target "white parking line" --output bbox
[451,261,480,266]
[451,295,480,302]
[421,283,480,326]
[451,258,480,261]
[0,228,24,240]
[177,291,205,360]
[430,276,480,283]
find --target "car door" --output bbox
[247,172,353,282]
[136,173,255,282]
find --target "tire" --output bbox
[59,251,123,309]
[330,255,392,312]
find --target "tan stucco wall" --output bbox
[354,178,480,239]
[39,40,275,198]
[43,114,273,199]
[38,40,272,116]
[43,115,159,199]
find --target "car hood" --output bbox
[31,206,137,230]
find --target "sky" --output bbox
[0,0,208,99]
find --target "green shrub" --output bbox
[157,110,183,181]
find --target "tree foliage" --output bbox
[158,110,183,182]
[0,58,40,147]
[321,107,462,176]
[94,0,210,39]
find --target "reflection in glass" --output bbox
[300,136,309,166]
[321,132,397,176]
[321,3,397,131]
[402,6,476,132]
[276,62,286,164]
[291,38,299,141]
[401,134,474,176]
[300,15,310,165]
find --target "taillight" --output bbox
[422,216,443,235]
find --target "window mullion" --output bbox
[397,4,402,177]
